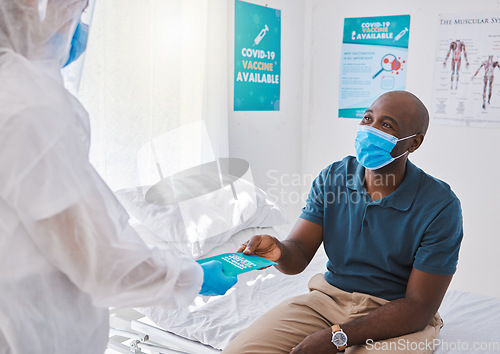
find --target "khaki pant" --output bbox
[223,274,443,354]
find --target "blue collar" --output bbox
[346,158,420,211]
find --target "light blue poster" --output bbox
[234,0,281,111]
[339,15,411,118]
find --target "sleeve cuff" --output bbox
[413,263,456,276]
[300,212,323,226]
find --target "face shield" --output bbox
[61,0,95,94]
[0,0,89,66]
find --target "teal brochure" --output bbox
[196,252,277,276]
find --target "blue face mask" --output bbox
[355,125,417,170]
[63,20,89,68]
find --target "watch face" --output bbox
[332,332,347,346]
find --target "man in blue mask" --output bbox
[224,91,463,354]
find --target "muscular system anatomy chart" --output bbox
[433,13,500,128]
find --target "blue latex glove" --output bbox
[199,260,238,296]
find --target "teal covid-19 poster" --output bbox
[234,0,281,111]
[339,15,411,118]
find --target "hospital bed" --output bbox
[107,226,500,354]
[109,165,500,353]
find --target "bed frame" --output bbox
[108,308,221,353]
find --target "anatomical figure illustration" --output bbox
[443,39,469,90]
[472,55,499,109]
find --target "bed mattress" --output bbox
[138,228,500,352]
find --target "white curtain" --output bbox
[78,0,229,191]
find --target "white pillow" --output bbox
[115,182,287,258]
[130,224,286,260]
[200,226,287,259]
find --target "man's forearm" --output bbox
[275,239,310,275]
[305,297,437,353]
[341,297,436,347]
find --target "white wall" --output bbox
[228,0,499,297]
[228,0,306,228]
[302,0,500,297]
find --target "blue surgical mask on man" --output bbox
[355,125,417,170]
[63,20,89,67]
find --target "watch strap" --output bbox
[331,324,347,351]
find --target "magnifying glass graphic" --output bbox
[372,54,400,79]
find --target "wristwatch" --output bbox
[331,324,348,352]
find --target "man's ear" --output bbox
[408,134,424,153]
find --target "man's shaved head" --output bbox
[375,91,430,136]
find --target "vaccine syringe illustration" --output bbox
[394,27,408,42]
[253,24,269,46]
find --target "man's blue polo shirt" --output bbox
[300,156,463,301]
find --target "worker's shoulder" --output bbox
[0,52,72,131]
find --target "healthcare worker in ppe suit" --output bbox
[0,1,237,353]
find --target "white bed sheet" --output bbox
[434,290,500,353]
[138,226,323,350]
[138,228,500,352]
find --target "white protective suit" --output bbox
[0,1,203,353]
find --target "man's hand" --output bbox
[238,235,282,263]
[290,328,336,354]
[237,219,323,275]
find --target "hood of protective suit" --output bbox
[0,0,87,66]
